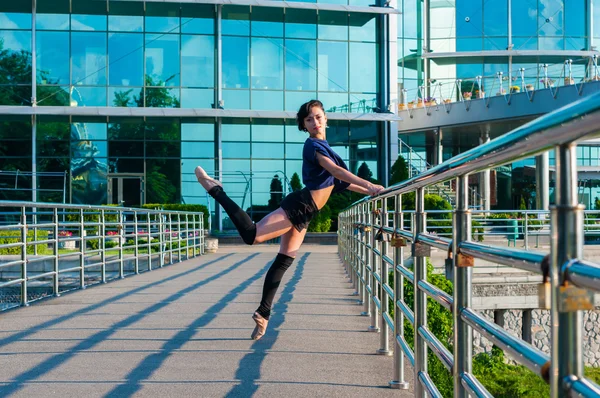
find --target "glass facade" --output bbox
[398,0,597,101]
[0,1,387,227]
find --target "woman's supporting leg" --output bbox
[251,227,307,340]
[196,166,293,244]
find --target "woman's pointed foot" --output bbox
[251,312,268,340]
[195,166,223,191]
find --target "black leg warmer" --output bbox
[256,253,295,320]
[208,186,256,245]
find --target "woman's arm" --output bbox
[347,184,371,195]
[316,153,384,196]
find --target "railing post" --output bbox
[53,207,60,296]
[134,211,139,274]
[118,210,124,279]
[453,175,473,398]
[147,211,152,271]
[352,206,359,296]
[159,212,165,267]
[550,144,584,397]
[20,206,28,307]
[168,213,173,265]
[391,193,409,389]
[79,208,85,289]
[363,202,371,316]
[369,200,380,332]
[101,209,106,283]
[414,187,427,397]
[361,202,369,312]
[379,197,392,355]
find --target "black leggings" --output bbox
[208,186,256,245]
[256,253,295,320]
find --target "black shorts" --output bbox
[280,188,319,232]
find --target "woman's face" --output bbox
[303,106,327,137]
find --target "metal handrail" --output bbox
[0,201,204,311]
[338,90,600,397]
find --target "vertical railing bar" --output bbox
[147,211,152,271]
[414,187,428,398]
[101,209,106,283]
[53,207,60,296]
[391,192,409,389]
[21,206,28,307]
[118,210,124,279]
[453,175,473,398]
[551,143,585,397]
[134,211,139,274]
[369,200,380,333]
[364,202,372,317]
[379,196,392,356]
[79,208,85,289]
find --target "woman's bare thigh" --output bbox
[278,227,308,258]
[254,208,293,244]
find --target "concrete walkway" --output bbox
[0,245,413,397]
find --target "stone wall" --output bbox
[472,308,600,367]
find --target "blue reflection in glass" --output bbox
[318,11,348,40]
[456,0,483,37]
[181,142,213,158]
[181,4,214,34]
[146,15,180,34]
[538,0,564,36]
[252,123,284,141]
[222,6,250,36]
[457,38,482,51]
[0,13,32,29]
[318,41,348,92]
[565,0,586,37]
[251,90,284,111]
[251,7,283,37]
[251,38,283,90]
[71,87,107,107]
[182,122,213,141]
[71,15,106,31]
[182,35,214,88]
[223,36,249,89]
[285,91,315,112]
[513,37,538,50]
[319,92,348,112]
[72,32,106,85]
[223,89,250,109]
[285,39,316,91]
[145,88,180,108]
[70,121,108,204]
[109,33,143,87]
[109,87,140,107]
[403,0,418,38]
[36,31,69,84]
[223,142,250,158]
[484,37,508,51]
[36,14,69,30]
[181,88,214,108]
[222,121,250,141]
[349,42,376,93]
[539,36,564,50]
[512,2,537,37]
[252,143,284,158]
[0,29,31,53]
[145,34,180,86]
[483,1,508,36]
[349,13,376,42]
[108,15,143,32]
[286,9,317,39]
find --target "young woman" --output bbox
[195,99,384,340]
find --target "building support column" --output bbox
[433,128,443,166]
[479,130,491,212]
[31,0,37,202]
[422,0,430,97]
[535,153,550,211]
[213,5,223,231]
[377,0,390,187]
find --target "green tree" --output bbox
[268,175,284,210]
[357,162,373,182]
[390,155,409,186]
[290,172,302,192]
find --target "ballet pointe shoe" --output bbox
[194,166,223,191]
[251,312,268,340]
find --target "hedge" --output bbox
[0,230,51,255]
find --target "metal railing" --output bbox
[0,201,204,311]
[338,91,600,397]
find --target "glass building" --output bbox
[0,0,400,229]
[396,0,600,210]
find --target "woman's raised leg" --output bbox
[251,227,308,340]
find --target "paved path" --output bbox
[0,245,414,397]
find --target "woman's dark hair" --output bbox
[296,99,325,131]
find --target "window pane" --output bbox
[109,33,143,87]
[318,41,348,92]
[286,9,317,39]
[223,89,249,109]
[222,120,250,141]
[252,121,284,141]
[538,0,564,36]
[181,4,215,35]
[146,2,180,33]
[181,88,214,108]
[182,121,213,141]
[109,1,143,32]
[251,38,283,90]
[251,7,283,37]
[512,2,538,37]
[109,87,141,107]
[37,31,69,84]
[456,0,483,37]
[483,0,508,36]
[71,86,107,107]
[71,15,106,31]
[285,39,316,91]
[251,90,283,111]
[0,12,31,29]
[145,34,180,86]
[223,36,249,89]
[222,6,250,36]
[144,88,180,108]
[349,42,377,92]
[319,11,348,41]
[223,142,250,158]
[565,0,586,37]
[181,142,213,158]
[182,35,214,88]
[349,13,376,42]
[72,32,106,85]
[0,30,31,84]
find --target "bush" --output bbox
[0,230,51,255]
[142,203,209,229]
[308,204,332,232]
